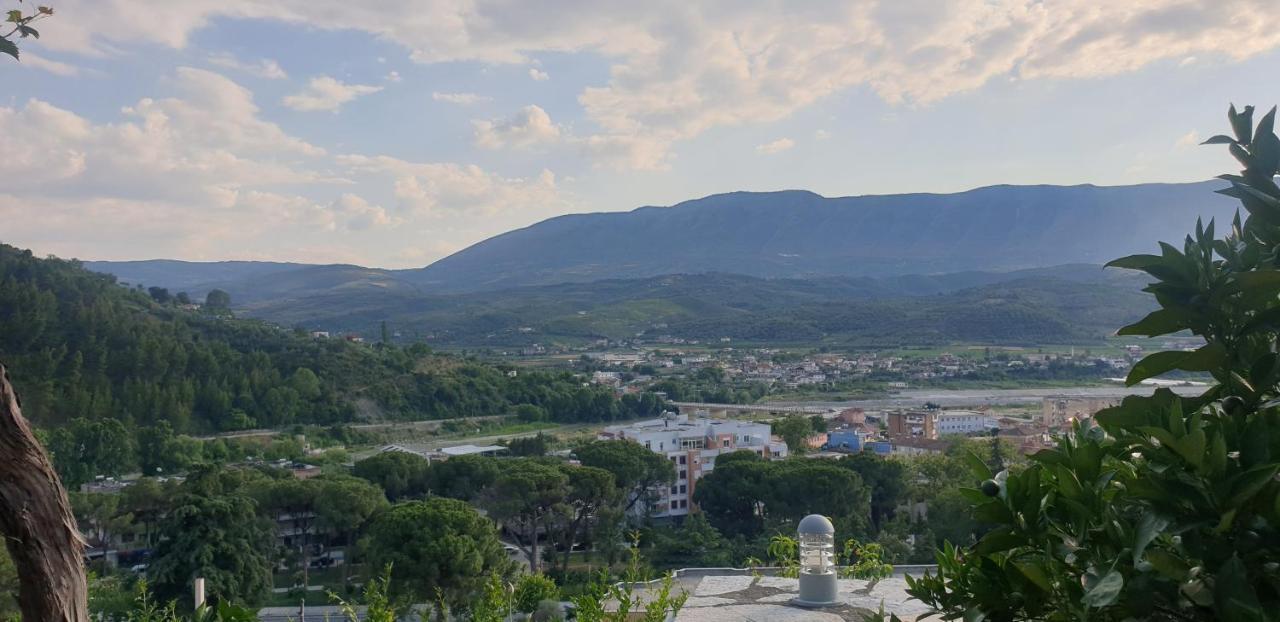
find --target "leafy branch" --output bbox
[2,2,55,60]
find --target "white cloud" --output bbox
[283,75,383,112]
[207,52,287,79]
[814,129,831,141]
[1176,130,1200,148]
[21,52,81,76]
[433,91,492,105]
[338,153,566,218]
[473,105,562,149]
[577,133,672,171]
[756,138,795,155]
[38,1,1280,169]
[385,70,402,83]
[0,67,561,266]
[528,68,550,81]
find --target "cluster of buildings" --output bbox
[597,392,1126,520]
[599,413,787,518]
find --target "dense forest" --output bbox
[0,244,667,483]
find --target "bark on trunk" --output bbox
[0,363,89,622]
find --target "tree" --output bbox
[836,453,906,533]
[147,493,273,607]
[147,287,171,304]
[481,459,569,574]
[352,451,430,501]
[175,291,192,305]
[506,433,550,457]
[204,288,231,311]
[649,513,734,569]
[574,440,674,516]
[906,105,1280,621]
[771,415,813,454]
[426,454,500,501]
[47,417,136,488]
[363,498,513,606]
[551,464,617,575]
[117,477,171,553]
[313,475,388,583]
[246,478,321,590]
[0,363,87,622]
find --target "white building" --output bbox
[934,410,998,437]
[599,413,788,518]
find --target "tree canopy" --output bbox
[363,498,513,606]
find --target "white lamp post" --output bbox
[795,514,838,607]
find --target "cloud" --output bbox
[473,105,562,149]
[814,129,831,141]
[385,70,402,82]
[756,138,795,155]
[21,52,81,76]
[337,153,566,218]
[207,52,288,79]
[283,75,383,112]
[528,68,550,81]
[577,133,672,171]
[433,91,493,105]
[1176,130,1200,147]
[38,1,1280,169]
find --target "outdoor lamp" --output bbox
[795,514,838,606]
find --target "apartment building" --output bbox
[599,412,788,518]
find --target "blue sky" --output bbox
[4,1,1279,267]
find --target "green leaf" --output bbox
[1145,549,1189,580]
[960,450,992,481]
[1133,512,1168,565]
[1201,134,1236,145]
[1230,104,1254,146]
[1082,570,1124,608]
[5,9,21,22]
[1105,254,1162,270]
[0,37,17,60]
[973,528,1023,555]
[1116,308,1192,337]
[17,24,37,38]
[1125,342,1227,386]
[1257,106,1277,140]
[1215,555,1264,621]
[1013,560,1053,593]
[1226,464,1279,508]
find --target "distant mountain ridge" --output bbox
[411,181,1235,291]
[88,180,1233,297]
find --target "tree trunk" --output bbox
[0,363,89,621]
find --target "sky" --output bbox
[4,0,1280,268]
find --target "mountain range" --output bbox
[80,180,1234,345]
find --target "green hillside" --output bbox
[236,270,1153,347]
[0,243,666,478]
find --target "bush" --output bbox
[903,104,1280,621]
[513,574,560,614]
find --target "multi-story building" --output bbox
[599,412,788,518]
[887,410,934,438]
[1042,396,1119,429]
[887,409,995,439]
[935,410,996,436]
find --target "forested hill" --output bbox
[0,243,665,439]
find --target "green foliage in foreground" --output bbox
[903,105,1280,621]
